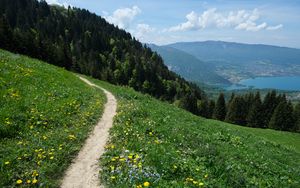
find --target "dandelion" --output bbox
[16,179,22,184]
[143,182,150,187]
[26,180,31,184]
[199,182,204,186]
[136,185,143,188]
[4,161,10,165]
[32,179,38,184]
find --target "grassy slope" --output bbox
[85,76,300,188]
[0,50,105,187]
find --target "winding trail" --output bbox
[61,77,117,188]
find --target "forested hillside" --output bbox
[0,0,204,114]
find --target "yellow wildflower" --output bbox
[143,182,150,187]
[50,156,54,160]
[110,176,116,180]
[199,182,204,186]
[32,179,38,184]
[16,179,22,184]
[204,174,208,178]
[4,161,10,165]
[26,180,31,184]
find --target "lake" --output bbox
[226,76,300,91]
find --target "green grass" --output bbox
[84,76,300,188]
[223,123,300,153]
[0,50,105,187]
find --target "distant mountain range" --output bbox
[148,44,230,85]
[149,41,300,86]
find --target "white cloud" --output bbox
[169,8,281,32]
[266,24,283,31]
[105,6,141,29]
[135,24,155,38]
[45,0,70,8]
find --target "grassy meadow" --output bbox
[85,77,300,188]
[0,50,105,187]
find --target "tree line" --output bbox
[198,91,300,132]
[0,0,205,112]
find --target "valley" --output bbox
[151,41,300,90]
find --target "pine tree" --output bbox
[179,93,198,115]
[294,103,300,132]
[262,90,278,128]
[225,96,247,125]
[198,99,209,118]
[213,93,226,121]
[207,100,215,118]
[229,93,235,104]
[247,92,263,128]
[269,101,294,131]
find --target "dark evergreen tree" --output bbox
[198,99,209,118]
[262,90,278,128]
[228,93,235,104]
[294,103,300,132]
[207,100,215,119]
[247,92,263,128]
[269,100,294,131]
[179,93,198,115]
[225,96,247,125]
[213,93,226,121]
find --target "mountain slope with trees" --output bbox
[0,0,204,114]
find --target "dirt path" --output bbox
[61,77,117,188]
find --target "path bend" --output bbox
[61,76,117,188]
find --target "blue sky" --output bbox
[46,0,300,48]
